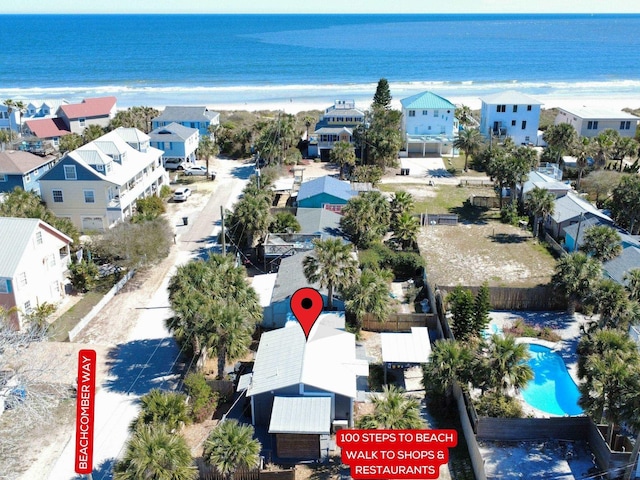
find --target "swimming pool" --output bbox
[521,343,583,416]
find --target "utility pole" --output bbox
[220,205,226,255]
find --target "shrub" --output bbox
[68,257,99,293]
[160,184,173,199]
[475,392,524,418]
[184,372,219,423]
[387,251,425,279]
[503,318,562,342]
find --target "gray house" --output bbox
[246,322,368,459]
[151,106,220,138]
[603,246,640,286]
[546,191,612,240]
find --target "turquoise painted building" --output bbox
[296,176,356,208]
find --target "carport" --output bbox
[380,327,432,384]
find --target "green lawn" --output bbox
[49,291,105,341]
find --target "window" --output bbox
[52,189,64,203]
[164,142,171,150]
[96,164,104,171]
[84,190,95,203]
[33,168,39,175]
[525,136,531,142]
[422,110,429,116]
[496,105,506,113]
[24,174,31,183]
[587,121,599,130]
[434,110,439,117]
[46,254,56,268]
[527,105,532,111]
[521,120,527,130]
[513,105,518,113]
[18,272,27,287]
[24,300,32,314]
[408,110,415,117]
[64,165,77,180]
[621,121,631,130]
[79,118,86,127]
[511,120,516,126]
[0,174,7,182]
[35,231,43,245]
[0,280,8,294]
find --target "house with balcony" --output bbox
[479,91,543,145]
[38,127,167,232]
[56,96,117,135]
[310,100,365,161]
[554,106,639,138]
[0,217,72,330]
[0,150,59,195]
[400,91,458,156]
[151,106,220,138]
[149,122,199,166]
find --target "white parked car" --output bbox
[164,160,187,171]
[173,187,192,202]
[183,165,207,176]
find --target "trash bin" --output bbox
[183,217,188,226]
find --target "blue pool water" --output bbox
[521,344,583,416]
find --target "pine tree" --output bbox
[372,78,392,109]
[474,282,491,334]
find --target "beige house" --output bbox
[0,218,72,330]
[39,128,168,232]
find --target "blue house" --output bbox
[148,122,199,166]
[0,150,58,195]
[151,106,220,138]
[296,176,356,209]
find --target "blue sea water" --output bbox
[1,14,640,107]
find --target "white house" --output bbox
[23,99,69,120]
[38,127,168,232]
[400,91,457,156]
[0,217,72,330]
[310,100,365,161]
[479,91,543,145]
[554,106,639,138]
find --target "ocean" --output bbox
[1,13,640,109]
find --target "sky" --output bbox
[4,0,640,14]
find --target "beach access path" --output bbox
[36,157,253,480]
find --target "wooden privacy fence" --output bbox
[419,213,458,226]
[197,459,295,480]
[438,285,566,311]
[469,195,501,208]
[362,313,434,332]
[458,179,495,187]
[545,231,568,257]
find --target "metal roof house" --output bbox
[296,175,357,209]
[479,91,543,145]
[546,191,613,240]
[151,106,220,138]
[245,321,368,459]
[400,91,457,156]
[148,122,199,166]
[603,246,640,286]
[0,217,72,330]
[555,106,640,138]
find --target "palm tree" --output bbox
[3,99,16,135]
[230,192,272,247]
[624,269,640,301]
[58,133,83,154]
[593,129,619,169]
[82,124,105,143]
[390,191,414,229]
[577,329,640,447]
[455,105,474,127]
[587,279,629,329]
[422,339,474,401]
[453,127,484,171]
[203,420,262,480]
[552,252,602,314]
[113,426,197,480]
[0,129,15,151]
[198,134,218,175]
[580,225,622,261]
[573,137,594,190]
[524,186,555,238]
[268,211,301,233]
[485,334,533,395]
[129,389,191,433]
[340,191,391,248]
[303,238,358,311]
[392,212,420,250]
[167,254,262,373]
[302,115,315,141]
[330,141,356,180]
[344,268,393,332]
[543,123,577,164]
[357,385,424,429]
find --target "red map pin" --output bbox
[290,287,323,340]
